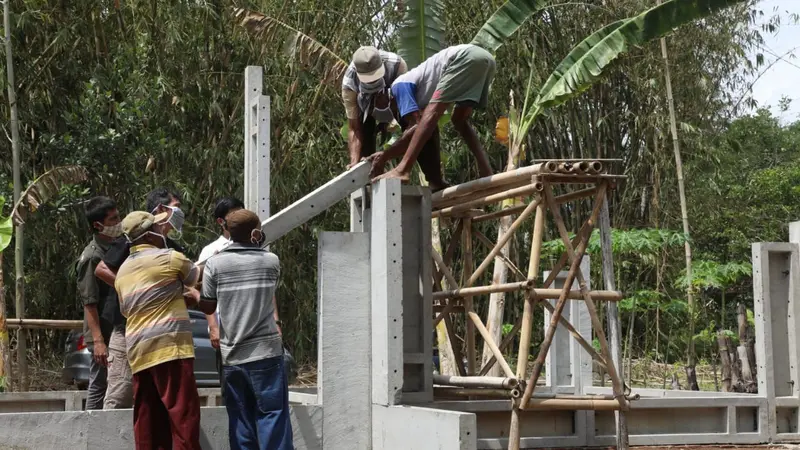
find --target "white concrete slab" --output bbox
[372,404,476,450]
[318,232,371,449]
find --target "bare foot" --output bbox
[372,168,411,184]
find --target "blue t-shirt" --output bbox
[392,82,419,118]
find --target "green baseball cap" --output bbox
[353,46,385,83]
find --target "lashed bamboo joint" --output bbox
[426,161,631,449]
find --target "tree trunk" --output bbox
[737,346,756,393]
[717,331,732,392]
[5,0,27,391]
[659,21,697,391]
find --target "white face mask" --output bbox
[372,105,394,124]
[153,205,185,240]
[130,231,167,248]
[98,222,123,238]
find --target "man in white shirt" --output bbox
[198,197,244,396]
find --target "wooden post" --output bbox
[600,196,629,449]
[462,218,476,375]
[717,331,733,392]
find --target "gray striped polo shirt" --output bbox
[201,243,282,366]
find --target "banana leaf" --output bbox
[535,0,746,110]
[398,0,445,68]
[471,0,548,53]
[0,197,11,253]
[11,166,88,226]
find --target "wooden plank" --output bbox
[6,319,82,330]
[261,161,370,245]
[318,232,371,450]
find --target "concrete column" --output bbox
[243,66,270,220]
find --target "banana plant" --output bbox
[471,0,549,54]
[509,0,747,153]
[398,0,445,68]
[0,198,11,391]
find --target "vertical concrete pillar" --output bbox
[243,66,270,220]
[318,232,371,449]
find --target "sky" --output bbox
[748,0,800,122]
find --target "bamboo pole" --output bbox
[467,199,541,287]
[443,313,467,377]
[6,319,83,330]
[462,218,476,375]
[0,253,8,390]
[543,184,628,412]
[479,316,521,376]
[433,374,519,389]
[524,398,622,411]
[468,310,515,378]
[577,161,591,174]
[434,387,518,399]
[434,178,529,210]
[509,198,545,448]
[432,285,623,302]
[540,174,626,184]
[471,187,598,223]
[600,196,629,448]
[588,161,603,174]
[519,186,605,408]
[432,249,464,327]
[473,230,526,281]
[431,162,556,205]
[433,183,542,218]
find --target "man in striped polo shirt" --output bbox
[115,210,202,450]
[197,208,292,450]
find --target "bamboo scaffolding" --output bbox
[473,229,526,281]
[479,316,521,376]
[523,398,622,411]
[431,162,557,205]
[519,186,606,408]
[539,183,628,412]
[432,285,623,302]
[434,178,530,210]
[433,374,519,389]
[468,310,515,378]
[433,183,542,218]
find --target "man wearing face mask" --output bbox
[94,187,187,410]
[115,210,202,449]
[77,196,122,409]
[342,46,407,168]
[343,46,448,190]
[195,209,291,450]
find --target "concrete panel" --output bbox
[372,405,476,450]
[318,232,371,450]
[0,405,322,450]
[371,179,405,406]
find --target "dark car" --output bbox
[62,310,220,389]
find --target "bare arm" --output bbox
[94,261,117,287]
[347,117,364,167]
[84,304,107,366]
[273,295,282,335]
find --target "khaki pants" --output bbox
[103,328,133,409]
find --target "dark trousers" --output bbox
[223,355,293,450]
[216,347,226,400]
[362,115,443,184]
[86,344,107,410]
[133,358,201,450]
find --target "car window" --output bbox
[188,310,210,339]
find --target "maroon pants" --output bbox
[133,358,201,450]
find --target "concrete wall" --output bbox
[0,406,322,450]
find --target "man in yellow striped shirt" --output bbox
[115,210,201,450]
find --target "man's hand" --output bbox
[368,151,387,178]
[209,323,220,349]
[183,287,200,307]
[93,341,109,367]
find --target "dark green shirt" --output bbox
[76,235,113,346]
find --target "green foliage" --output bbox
[398,0,446,68]
[540,228,687,262]
[0,197,10,253]
[534,0,746,110]
[470,0,548,53]
[674,260,751,290]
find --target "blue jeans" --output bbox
[223,356,293,450]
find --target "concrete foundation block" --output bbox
[372,404,476,450]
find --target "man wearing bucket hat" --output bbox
[195,208,292,450]
[342,46,406,167]
[342,46,447,190]
[115,210,202,450]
